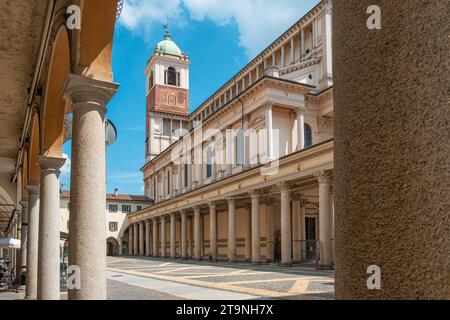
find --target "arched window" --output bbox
[206,147,213,178]
[167,67,177,86]
[305,123,312,148]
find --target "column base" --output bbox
[318,264,334,270]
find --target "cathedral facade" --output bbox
[127,0,334,268]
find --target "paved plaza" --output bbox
[106,256,335,300]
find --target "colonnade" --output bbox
[20,74,118,300]
[127,171,334,269]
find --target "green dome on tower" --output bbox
[156,23,182,57]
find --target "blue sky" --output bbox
[62,0,319,195]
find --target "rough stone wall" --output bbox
[333,0,449,299]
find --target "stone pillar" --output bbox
[292,199,301,263]
[133,223,138,255]
[296,108,305,150]
[244,205,251,261]
[170,213,176,258]
[208,203,217,261]
[300,200,307,261]
[279,182,292,266]
[280,46,285,68]
[139,222,144,255]
[36,156,65,300]
[251,192,261,264]
[19,200,28,286]
[187,217,193,258]
[227,198,236,262]
[25,185,39,300]
[334,1,449,299]
[152,219,158,257]
[128,227,133,255]
[118,237,123,256]
[265,104,273,161]
[63,74,118,300]
[315,171,332,269]
[290,38,295,65]
[225,126,233,176]
[181,210,187,259]
[266,200,274,262]
[194,206,201,260]
[300,28,305,60]
[320,5,333,88]
[145,220,151,256]
[243,114,250,169]
[161,216,166,258]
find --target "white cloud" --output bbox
[119,0,317,58]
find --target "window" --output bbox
[305,124,312,148]
[167,67,177,86]
[235,129,244,166]
[109,222,118,232]
[206,147,213,178]
[136,206,142,211]
[109,204,118,213]
[163,118,171,136]
[122,205,131,213]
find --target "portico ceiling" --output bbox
[0,0,47,159]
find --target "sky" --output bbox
[61,0,319,195]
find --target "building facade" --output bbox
[59,190,152,261]
[128,0,335,268]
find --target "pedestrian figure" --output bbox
[208,252,213,263]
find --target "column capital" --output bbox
[227,197,236,205]
[296,106,307,116]
[278,181,292,194]
[37,155,66,171]
[248,190,262,199]
[315,170,331,184]
[180,209,187,215]
[193,206,201,214]
[265,102,273,111]
[19,200,29,208]
[26,184,40,195]
[207,201,216,209]
[62,74,119,113]
[170,212,176,219]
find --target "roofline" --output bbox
[190,0,329,116]
[140,76,316,171]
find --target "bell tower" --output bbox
[145,24,190,162]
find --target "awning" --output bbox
[0,238,20,249]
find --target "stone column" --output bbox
[170,213,176,258]
[334,1,448,299]
[194,206,201,260]
[266,200,275,262]
[227,198,236,262]
[300,200,307,261]
[243,114,250,169]
[208,203,217,261]
[36,156,65,300]
[118,237,123,256]
[63,74,118,300]
[296,108,305,150]
[265,104,273,161]
[133,223,139,255]
[300,28,305,60]
[128,227,133,255]
[187,217,193,258]
[250,192,261,264]
[19,200,28,286]
[315,171,332,269]
[152,218,158,257]
[290,38,295,65]
[25,185,39,300]
[279,182,292,266]
[225,126,233,176]
[181,210,187,259]
[292,199,301,263]
[244,205,251,261]
[161,216,166,258]
[139,222,144,255]
[145,220,151,256]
